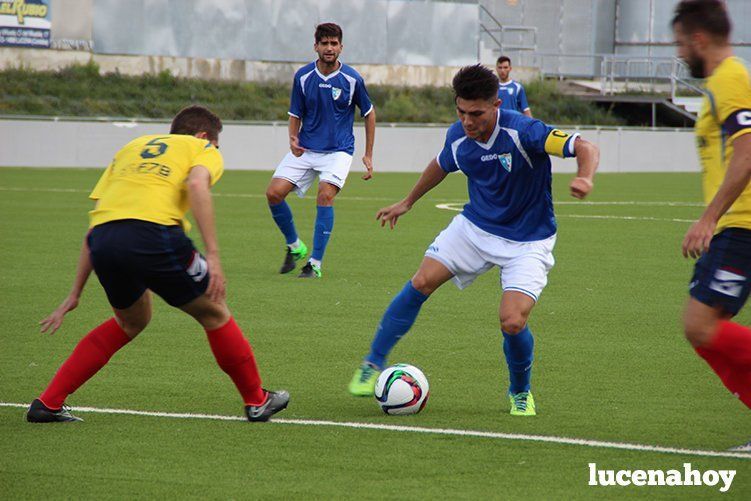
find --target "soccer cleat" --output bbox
[280,241,308,274]
[348,362,381,396]
[728,441,751,453]
[509,391,536,416]
[297,262,321,279]
[245,389,290,422]
[26,398,83,423]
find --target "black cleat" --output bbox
[26,399,83,423]
[245,390,290,422]
[280,248,297,274]
[297,262,321,279]
[280,242,308,274]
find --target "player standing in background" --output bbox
[29,106,289,423]
[673,0,751,418]
[348,65,599,416]
[265,23,376,279]
[496,56,532,117]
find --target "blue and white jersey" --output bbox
[498,80,529,113]
[289,61,373,155]
[436,110,579,242]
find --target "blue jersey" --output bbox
[289,61,373,155]
[436,110,578,242]
[498,81,529,113]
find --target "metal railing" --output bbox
[503,52,697,95]
[599,55,679,94]
[478,4,537,56]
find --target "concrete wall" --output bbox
[0,47,466,87]
[0,119,700,174]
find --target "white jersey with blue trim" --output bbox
[289,61,373,155]
[498,80,530,113]
[436,109,578,242]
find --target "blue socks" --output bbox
[311,205,334,262]
[269,201,298,245]
[502,326,534,394]
[365,281,429,369]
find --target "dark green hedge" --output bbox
[0,61,623,125]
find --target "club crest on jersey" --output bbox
[332,87,342,100]
[506,88,514,95]
[499,153,512,172]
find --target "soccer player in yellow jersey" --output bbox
[27,106,289,423]
[673,0,751,414]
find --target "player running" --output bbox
[265,22,376,279]
[348,65,599,416]
[28,105,289,423]
[496,56,532,117]
[673,0,751,416]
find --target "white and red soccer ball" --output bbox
[374,363,429,415]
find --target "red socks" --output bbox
[205,317,265,406]
[39,318,131,410]
[695,320,751,408]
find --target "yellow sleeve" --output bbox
[89,162,114,200]
[707,64,751,142]
[192,145,224,186]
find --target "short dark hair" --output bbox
[672,0,731,40]
[452,64,499,102]
[496,56,511,65]
[170,105,222,141]
[315,23,343,43]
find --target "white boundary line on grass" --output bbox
[0,186,704,207]
[1,402,748,460]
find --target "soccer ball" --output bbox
[374,363,430,415]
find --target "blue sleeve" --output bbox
[436,126,460,173]
[519,119,553,155]
[289,74,305,118]
[355,77,373,117]
[518,85,529,111]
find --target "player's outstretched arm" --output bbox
[376,158,448,229]
[39,232,93,334]
[362,108,376,180]
[288,116,305,157]
[187,165,226,303]
[569,137,599,199]
[683,133,751,258]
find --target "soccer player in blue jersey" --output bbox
[265,23,376,279]
[348,65,599,416]
[496,56,532,117]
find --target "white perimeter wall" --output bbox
[0,119,700,173]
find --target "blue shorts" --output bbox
[88,220,209,309]
[689,227,751,316]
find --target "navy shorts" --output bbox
[88,220,209,309]
[689,227,751,316]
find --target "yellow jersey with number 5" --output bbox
[695,56,751,232]
[88,134,223,231]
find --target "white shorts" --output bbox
[425,214,556,301]
[273,151,353,197]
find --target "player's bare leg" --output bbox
[682,298,730,347]
[180,294,289,421]
[350,257,454,396]
[299,181,340,278]
[411,256,455,295]
[683,298,751,410]
[113,290,153,339]
[266,177,307,274]
[499,290,537,416]
[28,291,153,423]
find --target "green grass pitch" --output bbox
[1,167,749,499]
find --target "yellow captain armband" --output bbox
[544,129,579,158]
